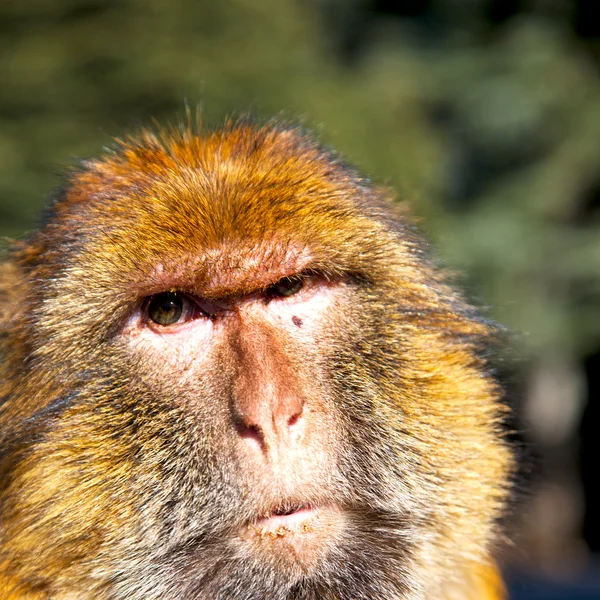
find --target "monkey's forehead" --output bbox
[31,124,409,286]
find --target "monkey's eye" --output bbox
[145,292,189,326]
[266,276,304,299]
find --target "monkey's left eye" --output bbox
[144,292,197,327]
[266,276,304,299]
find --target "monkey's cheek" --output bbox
[239,506,347,574]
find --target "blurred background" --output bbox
[1,1,599,597]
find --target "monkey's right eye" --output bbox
[266,276,305,300]
[145,292,189,326]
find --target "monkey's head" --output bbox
[0,122,510,599]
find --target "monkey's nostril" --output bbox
[237,422,264,444]
[288,412,301,428]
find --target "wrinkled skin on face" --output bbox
[0,122,511,600]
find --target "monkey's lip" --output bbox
[252,505,321,534]
[242,504,346,570]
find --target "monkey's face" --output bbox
[119,261,355,575]
[0,126,509,600]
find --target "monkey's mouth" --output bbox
[240,503,346,573]
[253,505,320,536]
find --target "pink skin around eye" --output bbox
[121,278,342,372]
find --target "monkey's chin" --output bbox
[241,505,346,574]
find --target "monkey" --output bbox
[0,120,512,600]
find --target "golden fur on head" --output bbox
[0,120,511,599]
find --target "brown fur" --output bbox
[0,121,511,599]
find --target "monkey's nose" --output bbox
[235,394,304,450]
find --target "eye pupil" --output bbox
[147,293,184,326]
[269,276,304,298]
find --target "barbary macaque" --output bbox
[0,121,511,599]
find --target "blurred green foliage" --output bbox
[1,0,599,361]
